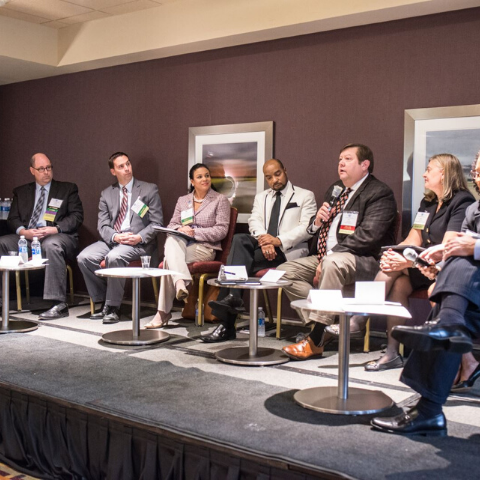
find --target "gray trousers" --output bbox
[0,233,78,302]
[77,241,150,307]
[277,252,356,324]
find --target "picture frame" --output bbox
[188,121,274,223]
[403,104,480,237]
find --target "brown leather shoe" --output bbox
[282,337,324,361]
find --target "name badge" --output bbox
[339,211,358,235]
[43,198,63,222]
[49,198,63,208]
[181,207,194,226]
[43,207,58,222]
[131,197,149,218]
[413,211,429,230]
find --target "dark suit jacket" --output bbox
[309,174,397,280]
[97,178,163,248]
[7,179,83,235]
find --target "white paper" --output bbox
[0,256,20,267]
[260,269,285,283]
[223,265,248,281]
[342,281,386,305]
[307,289,343,310]
[24,258,48,267]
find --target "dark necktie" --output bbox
[28,187,46,229]
[114,186,128,232]
[317,188,351,262]
[267,191,282,237]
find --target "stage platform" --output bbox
[0,298,479,480]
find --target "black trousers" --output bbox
[401,256,480,405]
[216,234,286,327]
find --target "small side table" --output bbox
[95,267,177,346]
[207,278,291,366]
[0,263,46,334]
[291,299,411,415]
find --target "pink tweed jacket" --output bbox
[168,189,231,251]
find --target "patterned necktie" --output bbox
[114,186,128,232]
[267,191,282,237]
[317,188,351,262]
[28,186,46,229]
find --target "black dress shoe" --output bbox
[371,408,447,437]
[38,302,69,320]
[209,294,245,315]
[90,303,107,320]
[200,324,236,343]
[392,321,472,354]
[102,306,120,324]
[451,363,480,393]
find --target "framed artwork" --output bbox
[188,121,274,223]
[403,104,480,237]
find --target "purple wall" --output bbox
[1,7,480,295]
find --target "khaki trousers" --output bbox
[159,236,215,313]
[277,252,356,324]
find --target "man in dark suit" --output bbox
[0,153,84,319]
[370,156,480,437]
[77,152,163,324]
[279,143,397,360]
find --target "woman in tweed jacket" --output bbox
[145,163,231,328]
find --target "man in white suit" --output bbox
[203,158,317,342]
[77,152,164,324]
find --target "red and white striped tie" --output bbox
[114,186,128,232]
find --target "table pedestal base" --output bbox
[102,330,170,346]
[294,386,394,415]
[216,347,289,366]
[0,320,38,334]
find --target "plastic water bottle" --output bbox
[18,235,28,263]
[258,307,266,337]
[0,199,5,220]
[31,236,42,262]
[4,198,11,219]
[195,299,204,325]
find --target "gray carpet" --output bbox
[0,333,480,480]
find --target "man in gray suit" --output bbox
[77,152,163,324]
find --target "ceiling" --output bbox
[1,0,480,86]
[0,0,177,29]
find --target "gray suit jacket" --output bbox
[98,178,163,248]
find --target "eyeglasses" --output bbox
[470,170,480,179]
[32,166,53,173]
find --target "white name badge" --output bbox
[48,198,63,208]
[339,211,358,235]
[131,197,149,218]
[181,207,194,226]
[413,211,429,230]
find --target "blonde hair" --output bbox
[424,153,468,202]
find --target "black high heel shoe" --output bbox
[451,363,480,393]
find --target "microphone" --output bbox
[403,248,433,268]
[328,185,344,210]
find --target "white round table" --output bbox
[95,267,178,346]
[291,299,411,415]
[207,278,291,366]
[0,263,46,334]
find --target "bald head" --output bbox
[263,158,288,191]
[31,153,50,168]
[30,153,53,186]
